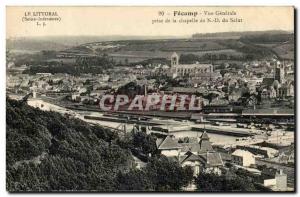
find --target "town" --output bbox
[6,30,295,192]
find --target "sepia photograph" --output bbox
[6,6,295,192]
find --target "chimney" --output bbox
[279,169,283,175]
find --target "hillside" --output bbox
[6,99,194,192]
[6,35,187,53]
[7,30,294,70]
[192,30,292,39]
[6,99,133,191]
[7,39,69,54]
[72,31,294,63]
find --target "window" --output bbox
[195,165,200,175]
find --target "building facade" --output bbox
[170,52,216,81]
[232,149,256,167]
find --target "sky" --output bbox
[6,6,294,38]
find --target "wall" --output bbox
[264,178,276,187]
[161,149,180,157]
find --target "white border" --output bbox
[1,0,299,196]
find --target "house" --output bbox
[36,73,52,77]
[79,87,87,94]
[245,77,263,93]
[157,136,182,157]
[180,151,224,176]
[166,87,208,95]
[228,86,249,102]
[71,93,81,102]
[278,82,294,98]
[261,168,288,191]
[277,145,294,164]
[180,132,223,175]
[231,149,255,167]
[180,152,203,176]
[157,132,224,176]
[90,90,107,98]
[236,145,279,159]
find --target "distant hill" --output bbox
[6,35,187,53]
[7,38,69,53]
[7,30,294,62]
[240,33,294,43]
[192,30,292,39]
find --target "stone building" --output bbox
[261,60,294,99]
[170,52,218,81]
[231,149,256,167]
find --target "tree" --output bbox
[124,58,129,65]
[201,92,219,104]
[116,169,154,191]
[6,99,131,192]
[117,82,144,99]
[145,156,193,191]
[195,172,257,192]
[132,132,157,155]
[6,99,195,192]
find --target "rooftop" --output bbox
[242,108,294,116]
[158,136,181,150]
[232,149,254,157]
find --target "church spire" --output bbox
[200,131,209,141]
[198,131,213,153]
[171,52,179,67]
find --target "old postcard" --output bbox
[6,6,295,192]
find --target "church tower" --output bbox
[198,131,213,153]
[171,52,179,67]
[274,61,285,83]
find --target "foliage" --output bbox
[116,169,154,191]
[132,131,157,155]
[6,98,131,191]
[195,172,257,192]
[116,156,193,191]
[128,58,169,67]
[23,55,115,75]
[145,156,194,191]
[116,82,144,99]
[6,99,192,192]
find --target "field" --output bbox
[254,42,294,60]
[46,58,77,64]
[7,31,294,66]
[81,39,245,63]
[271,43,294,60]
[107,49,244,64]
[115,39,226,52]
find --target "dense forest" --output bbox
[23,55,115,75]
[6,99,193,191]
